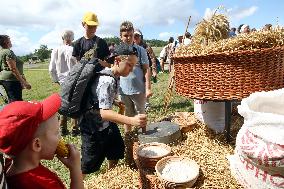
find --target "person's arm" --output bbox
[99,38,111,61]
[67,46,78,69]
[96,76,147,127]
[144,66,152,97]
[72,39,81,61]
[140,48,152,98]
[6,59,31,89]
[49,49,59,83]
[159,46,167,72]
[100,109,147,127]
[57,144,84,189]
[147,46,157,76]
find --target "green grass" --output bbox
[24,59,50,69]
[23,69,60,100]
[21,68,193,187]
[152,46,163,57]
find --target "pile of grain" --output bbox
[84,165,139,189]
[86,113,243,188]
[176,28,284,57]
[171,118,243,188]
[192,13,230,44]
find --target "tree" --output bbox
[144,39,167,47]
[103,37,167,47]
[18,53,33,63]
[34,45,52,61]
[103,37,121,45]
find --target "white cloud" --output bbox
[229,6,258,20]
[2,1,259,55]
[158,32,172,39]
[201,6,258,29]
[0,0,198,55]
[0,28,34,55]
[158,32,179,40]
[203,6,258,22]
[167,18,176,25]
[0,0,194,54]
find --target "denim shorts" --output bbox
[80,122,125,174]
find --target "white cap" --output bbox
[240,24,249,33]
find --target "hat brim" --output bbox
[85,21,99,26]
[41,93,61,121]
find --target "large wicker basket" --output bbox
[173,47,284,100]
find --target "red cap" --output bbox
[0,93,61,156]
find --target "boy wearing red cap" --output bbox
[0,94,84,189]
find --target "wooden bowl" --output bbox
[155,156,200,188]
[137,142,171,170]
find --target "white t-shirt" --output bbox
[91,68,118,131]
[49,44,77,85]
[183,38,191,45]
[159,43,175,63]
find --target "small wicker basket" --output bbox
[155,156,200,188]
[137,142,171,170]
[173,47,284,100]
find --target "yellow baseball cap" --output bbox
[82,12,99,26]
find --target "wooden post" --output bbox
[182,16,191,45]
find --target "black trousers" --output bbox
[0,80,22,102]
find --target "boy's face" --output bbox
[83,23,97,37]
[38,114,61,160]
[117,55,137,77]
[120,30,134,45]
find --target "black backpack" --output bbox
[58,43,138,118]
[58,58,102,118]
[58,58,117,119]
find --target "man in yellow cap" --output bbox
[71,12,111,137]
[72,12,110,65]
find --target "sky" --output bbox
[0,0,283,55]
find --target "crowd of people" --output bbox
[229,23,273,37]
[0,9,276,188]
[0,11,157,189]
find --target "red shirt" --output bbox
[6,164,66,189]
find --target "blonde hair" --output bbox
[120,21,134,35]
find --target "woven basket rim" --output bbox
[173,46,284,60]
[137,142,171,158]
[155,156,200,184]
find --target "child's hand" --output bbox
[21,80,32,90]
[57,144,81,171]
[131,114,147,128]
